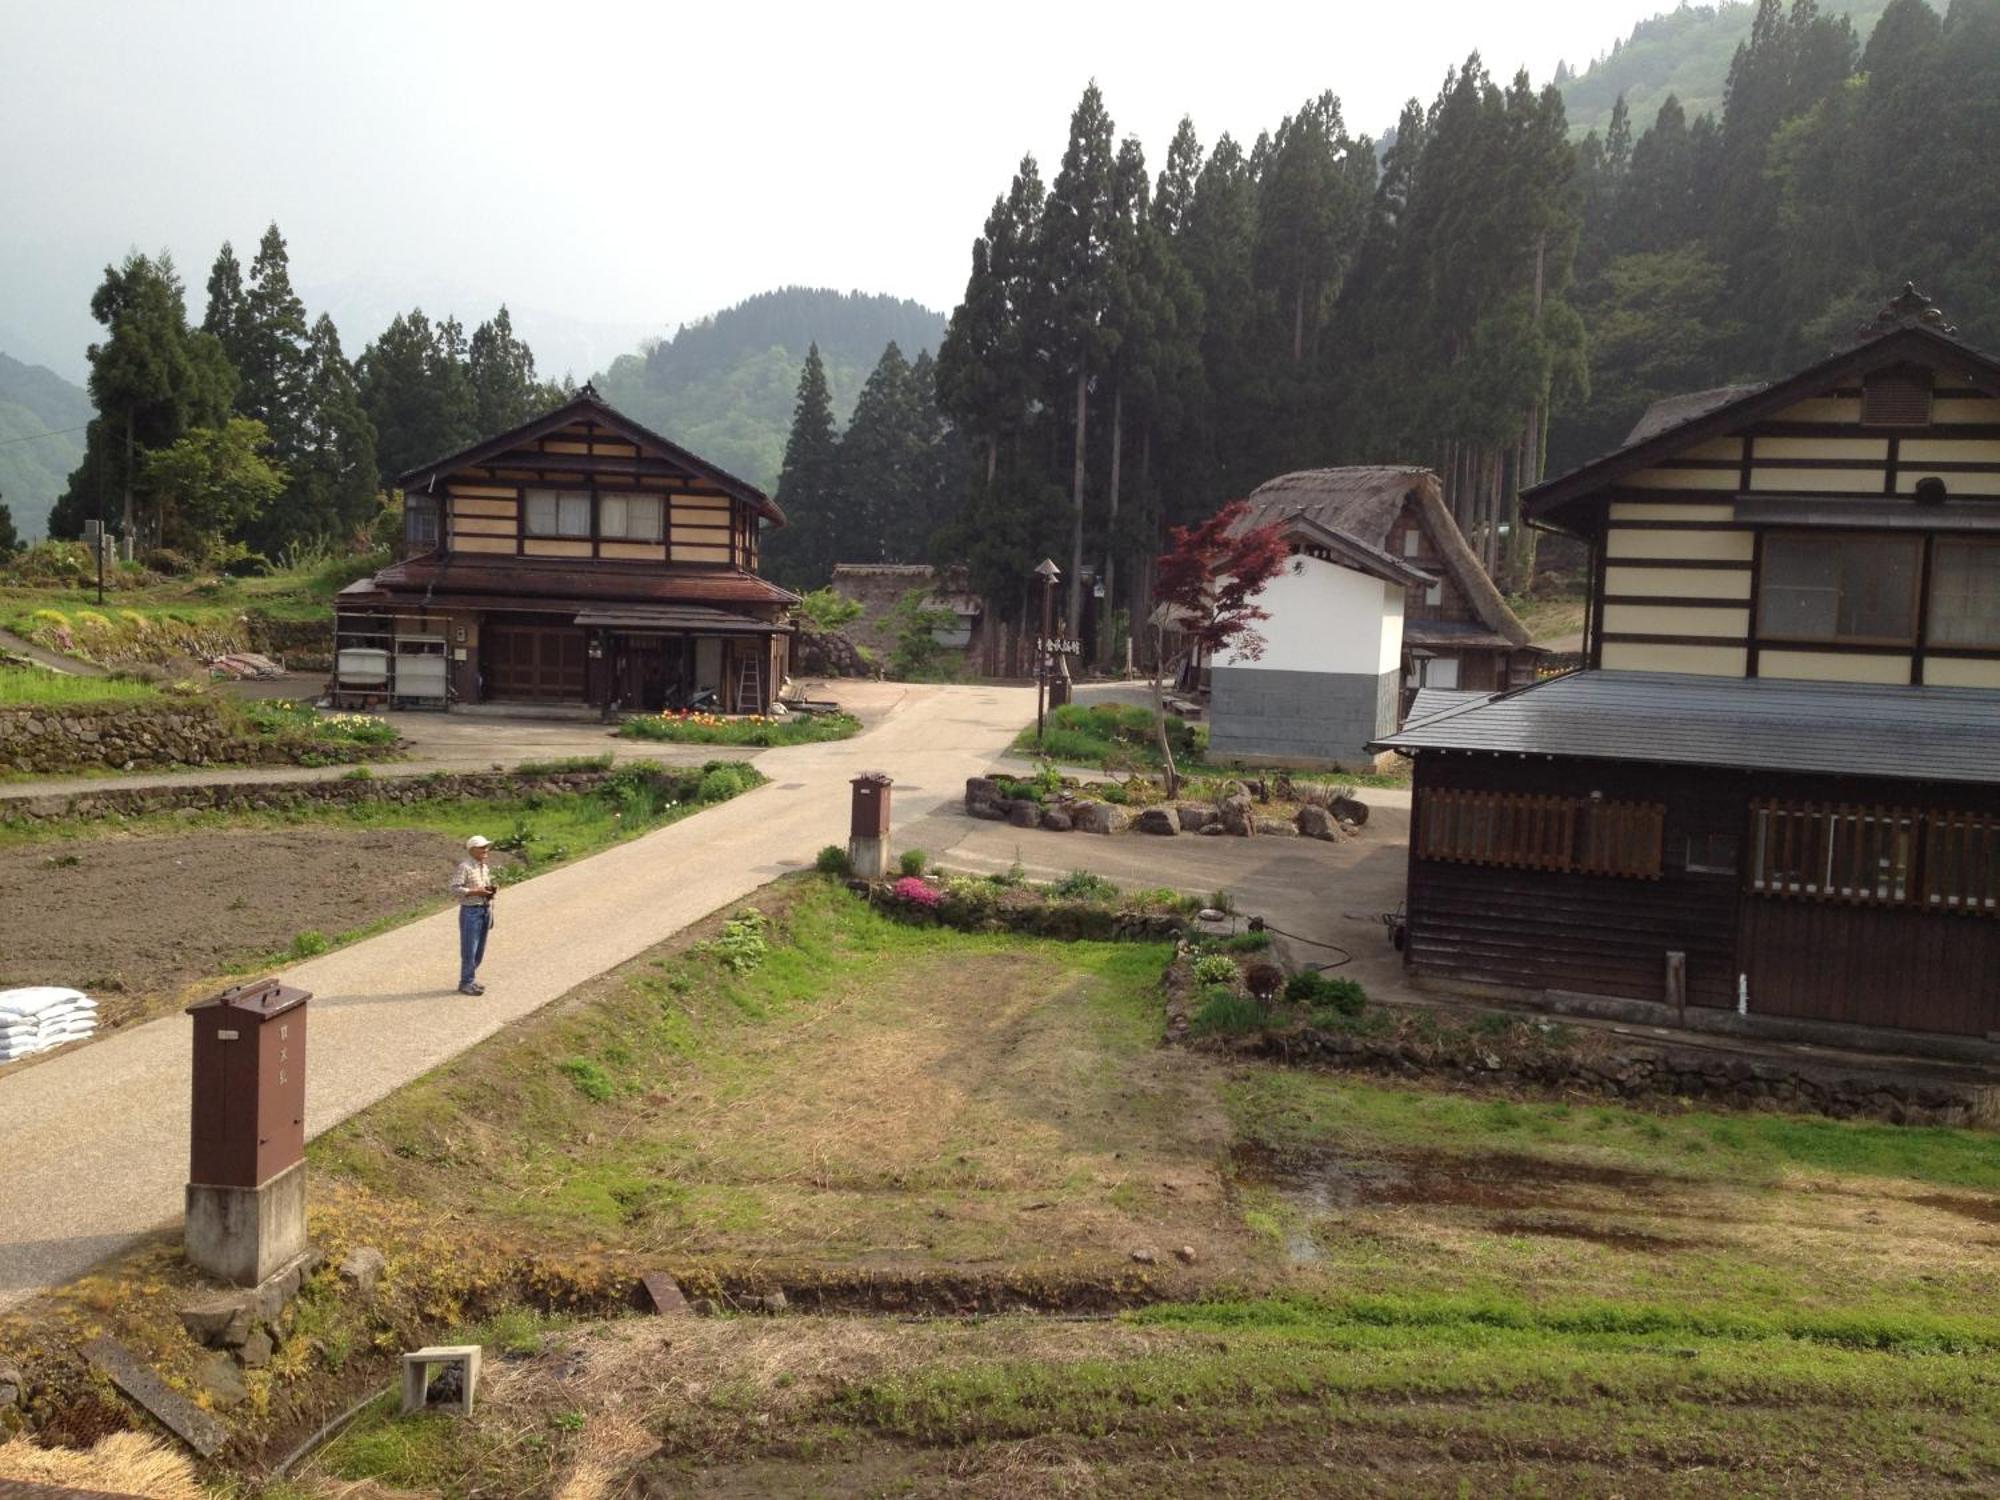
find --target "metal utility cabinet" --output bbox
[848,772,893,879]
[185,979,311,1285]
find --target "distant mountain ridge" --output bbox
[593,287,947,490]
[0,353,92,541]
[1558,0,1901,137]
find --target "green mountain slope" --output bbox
[1561,0,1900,136]
[0,353,92,541]
[592,287,946,490]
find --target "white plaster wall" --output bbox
[1217,554,1400,676]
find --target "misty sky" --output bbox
[2,0,1665,384]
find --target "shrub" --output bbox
[700,908,768,974]
[288,931,330,960]
[815,844,851,876]
[1217,931,1272,953]
[1052,869,1118,902]
[1207,888,1236,914]
[697,764,746,802]
[1285,970,1367,1017]
[798,586,863,631]
[222,551,273,578]
[896,848,929,877]
[886,588,959,680]
[1191,954,1240,987]
[1190,990,1266,1037]
[142,546,194,575]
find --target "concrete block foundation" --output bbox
[185,1160,306,1287]
[1206,666,1399,770]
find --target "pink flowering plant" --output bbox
[891,875,942,909]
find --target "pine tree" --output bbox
[239,224,312,454]
[287,315,380,546]
[49,252,235,545]
[467,306,543,433]
[766,343,841,588]
[833,341,927,565]
[202,243,250,375]
[1039,82,1120,629]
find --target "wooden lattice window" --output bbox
[1923,812,2000,917]
[1416,790,1662,879]
[1750,801,1916,906]
[1862,367,1933,427]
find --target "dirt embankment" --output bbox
[0,828,470,1027]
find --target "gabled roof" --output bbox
[1238,467,1531,648]
[338,553,799,609]
[1371,669,2000,784]
[396,385,785,527]
[1277,512,1434,588]
[1524,298,2000,532]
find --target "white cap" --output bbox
[466,835,492,850]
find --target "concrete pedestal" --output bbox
[185,1160,306,1287]
[847,834,887,880]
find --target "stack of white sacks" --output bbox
[0,987,98,1062]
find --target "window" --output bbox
[1416,788,1663,879]
[406,497,439,549]
[1684,832,1740,875]
[1403,529,1422,559]
[1862,367,1933,428]
[1758,533,1920,645]
[598,493,663,542]
[1929,539,2000,649]
[1924,812,2000,915]
[525,489,591,538]
[1424,581,1443,607]
[1750,801,1915,905]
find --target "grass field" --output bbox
[0,665,158,706]
[283,878,2000,1496]
[1016,700,1411,787]
[619,708,862,746]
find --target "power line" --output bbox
[0,422,91,449]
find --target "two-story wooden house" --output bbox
[1375,288,2000,1043]
[333,387,798,713]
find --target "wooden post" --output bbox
[1665,950,1687,1026]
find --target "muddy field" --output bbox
[0,827,470,1029]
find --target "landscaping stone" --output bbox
[692,1298,722,1317]
[1175,803,1213,832]
[1295,806,1337,840]
[1254,817,1298,837]
[178,1291,256,1350]
[1175,1246,1198,1265]
[337,1246,386,1296]
[0,699,386,777]
[758,1290,789,1314]
[967,799,1009,821]
[1071,801,1125,835]
[1331,795,1370,826]
[0,1363,21,1408]
[1132,808,1178,836]
[1007,800,1040,828]
[1218,792,1255,836]
[1129,1248,1158,1265]
[641,1273,690,1316]
[1039,806,1073,832]
[196,1351,248,1409]
[236,1328,274,1370]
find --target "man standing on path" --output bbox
[451,835,497,995]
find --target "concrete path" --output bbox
[0,681,1033,1309]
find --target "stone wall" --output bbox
[1,767,632,825]
[245,612,334,671]
[1207,665,1398,770]
[1234,1018,2000,1130]
[0,701,271,776]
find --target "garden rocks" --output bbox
[0,1363,21,1408]
[1295,806,1339,841]
[193,1353,247,1410]
[1175,803,1214,832]
[1007,801,1040,829]
[1132,808,1178,836]
[1071,801,1126,835]
[338,1245,386,1296]
[178,1291,256,1350]
[793,625,871,678]
[1218,792,1256,837]
[1039,806,1074,833]
[1331,795,1370,826]
[1254,817,1297,837]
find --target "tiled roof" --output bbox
[1373,670,2000,784]
[338,554,799,609]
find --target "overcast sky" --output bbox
[1,0,1666,383]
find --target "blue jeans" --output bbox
[459,904,490,987]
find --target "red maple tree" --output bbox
[1149,499,1292,794]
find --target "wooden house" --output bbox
[334,387,797,713]
[1374,287,2000,1042]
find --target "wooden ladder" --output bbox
[734,653,762,714]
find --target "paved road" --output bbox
[0,681,1033,1309]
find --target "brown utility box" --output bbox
[188,979,310,1189]
[850,773,893,841]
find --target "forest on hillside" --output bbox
[594,289,945,490]
[0,354,90,542]
[769,0,2000,660]
[1557,0,1894,134]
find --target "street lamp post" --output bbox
[1033,557,1061,746]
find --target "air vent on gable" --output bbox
[1862,367,1933,427]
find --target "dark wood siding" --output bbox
[1406,752,2000,1037]
[484,623,586,701]
[1406,756,1741,1009]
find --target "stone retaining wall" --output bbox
[0,701,278,776]
[1238,1020,1999,1130]
[1,767,634,825]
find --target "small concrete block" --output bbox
[83,1336,229,1457]
[758,1290,788,1314]
[640,1273,689,1316]
[401,1344,481,1417]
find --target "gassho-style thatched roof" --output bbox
[1235,466,1531,649]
